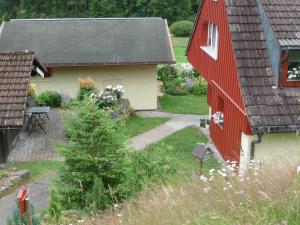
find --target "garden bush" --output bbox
[170,20,194,37]
[35,91,62,107]
[162,79,185,96]
[158,63,207,96]
[52,99,173,214]
[77,77,98,101]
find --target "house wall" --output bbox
[31,65,158,110]
[240,132,300,171]
[187,0,252,163]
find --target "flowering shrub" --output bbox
[158,63,207,96]
[288,65,300,80]
[91,85,125,109]
[212,111,224,128]
[77,77,97,101]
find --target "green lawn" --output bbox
[143,127,219,178]
[1,161,63,198]
[172,37,189,63]
[159,95,209,115]
[8,161,63,179]
[125,116,170,138]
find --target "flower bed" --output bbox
[158,63,207,96]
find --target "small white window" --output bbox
[201,22,219,60]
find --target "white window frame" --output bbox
[201,22,219,60]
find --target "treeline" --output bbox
[0,0,201,24]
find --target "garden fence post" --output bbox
[25,197,32,225]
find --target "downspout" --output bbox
[250,133,264,161]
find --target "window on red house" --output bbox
[287,51,300,81]
[200,22,219,60]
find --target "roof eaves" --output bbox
[45,61,176,68]
[253,125,300,134]
[163,19,176,63]
[186,0,205,56]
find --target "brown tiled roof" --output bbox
[225,0,300,133]
[261,0,300,46]
[0,52,35,127]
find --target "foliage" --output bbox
[48,187,61,222]
[170,20,194,37]
[7,201,40,225]
[159,95,209,115]
[83,164,300,225]
[158,63,207,96]
[129,144,176,191]
[91,85,125,109]
[54,99,172,213]
[0,0,200,24]
[0,170,8,178]
[162,78,185,96]
[56,100,128,210]
[35,91,62,107]
[77,78,97,101]
[28,83,37,97]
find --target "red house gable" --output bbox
[187,0,300,164]
[187,0,251,162]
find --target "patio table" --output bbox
[25,107,50,135]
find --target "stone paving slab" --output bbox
[0,174,53,225]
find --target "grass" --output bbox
[172,37,189,63]
[124,116,170,137]
[143,126,218,176]
[0,161,63,198]
[90,165,300,225]
[159,95,209,115]
[7,161,63,179]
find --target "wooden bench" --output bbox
[192,144,212,174]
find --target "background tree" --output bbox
[0,0,202,24]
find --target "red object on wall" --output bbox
[187,0,252,163]
[17,189,29,216]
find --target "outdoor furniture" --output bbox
[25,107,50,135]
[192,144,212,175]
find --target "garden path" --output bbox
[131,111,208,150]
[0,174,53,225]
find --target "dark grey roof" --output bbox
[225,0,300,133]
[0,51,45,127]
[0,18,175,67]
[261,0,300,47]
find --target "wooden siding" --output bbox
[187,0,252,162]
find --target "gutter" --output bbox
[250,133,264,161]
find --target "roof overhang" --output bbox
[44,61,176,68]
[253,125,300,134]
[185,1,205,56]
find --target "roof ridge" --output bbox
[10,17,163,22]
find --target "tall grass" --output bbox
[79,163,300,225]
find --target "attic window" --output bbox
[287,51,300,81]
[200,22,219,60]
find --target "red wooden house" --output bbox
[187,0,300,170]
